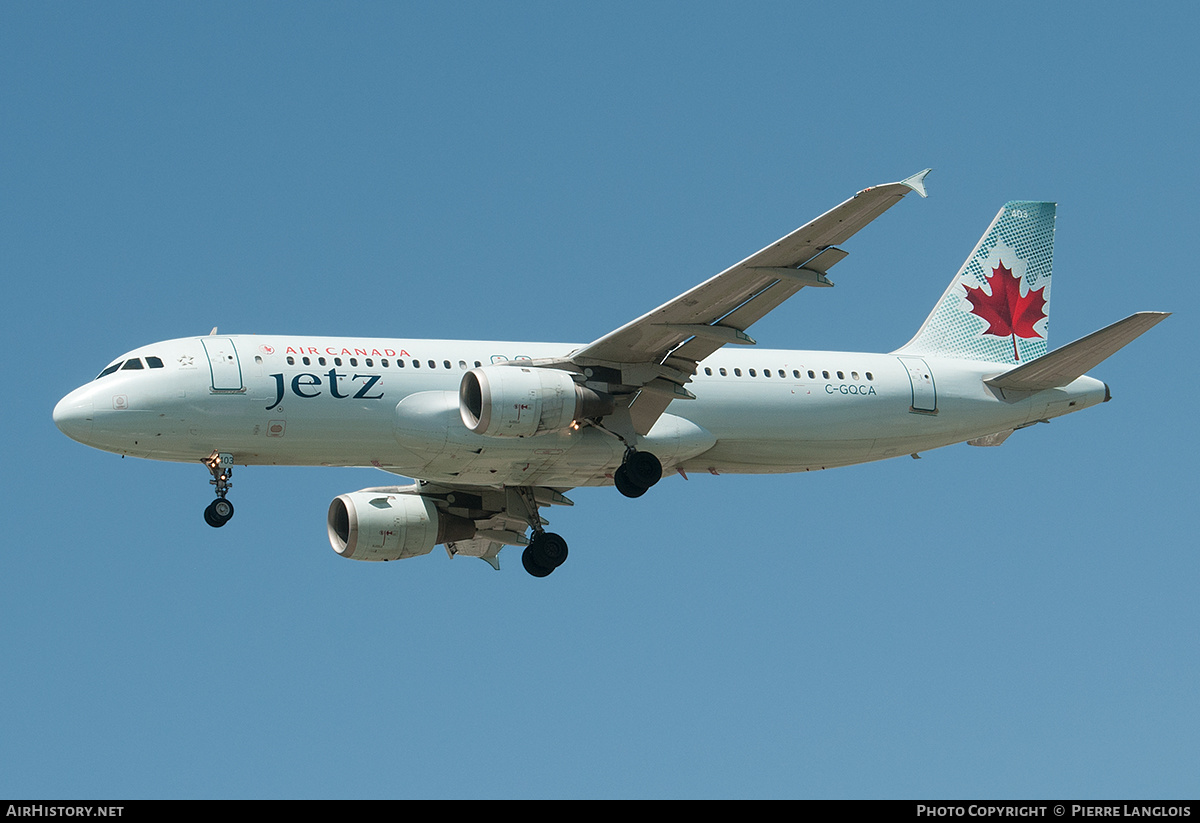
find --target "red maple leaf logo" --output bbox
[963,260,1046,361]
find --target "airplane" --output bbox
[52,170,1168,577]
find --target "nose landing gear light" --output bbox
[201,451,235,528]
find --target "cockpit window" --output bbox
[97,356,165,379]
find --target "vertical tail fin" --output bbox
[895,201,1056,364]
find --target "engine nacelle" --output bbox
[327,491,476,562]
[459,365,613,437]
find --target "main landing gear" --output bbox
[522,531,569,578]
[519,449,660,577]
[614,449,662,498]
[202,451,235,528]
[511,486,570,578]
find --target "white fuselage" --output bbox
[53,334,1109,488]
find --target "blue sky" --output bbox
[3,2,1196,799]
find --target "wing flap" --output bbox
[445,538,506,570]
[967,429,1015,447]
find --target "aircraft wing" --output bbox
[565,169,931,434]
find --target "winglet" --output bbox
[900,168,932,198]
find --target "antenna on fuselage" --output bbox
[209,327,218,335]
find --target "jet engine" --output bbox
[459,365,613,438]
[327,491,476,562]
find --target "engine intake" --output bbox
[328,491,476,562]
[459,365,613,437]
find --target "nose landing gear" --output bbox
[202,451,235,528]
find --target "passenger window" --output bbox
[146,356,164,369]
[318,357,327,366]
[808,370,815,379]
[382,359,389,367]
[866,372,874,381]
[822,371,829,379]
[412,360,420,368]
[837,371,844,380]
[734,368,742,377]
[749,369,756,377]
[778,370,785,378]
[349,358,358,367]
[704,367,712,376]
[121,359,144,370]
[302,357,311,366]
[427,360,435,369]
[792,370,800,378]
[474,361,482,368]
[851,371,859,380]
[458,360,467,369]
[287,356,295,366]
[443,360,451,369]
[334,357,343,366]
[719,368,727,376]
[365,358,373,367]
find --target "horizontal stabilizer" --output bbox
[985,312,1169,392]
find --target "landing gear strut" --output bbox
[614,449,662,499]
[512,486,569,578]
[202,451,235,528]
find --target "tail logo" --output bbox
[963,260,1047,361]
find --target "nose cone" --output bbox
[53,386,94,443]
